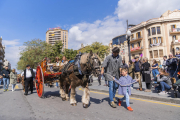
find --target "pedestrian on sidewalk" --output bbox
[134,56,142,91]
[166,53,178,81]
[113,68,138,111]
[1,66,10,92]
[21,65,36,95]
[128,60,134,89]
[151,59,159,79]
[155,68,171,95]
[142,57,151,92]
[10,69,17,92]
[101,47,122,108]
[0,74,3,85]
[162,56,168,72]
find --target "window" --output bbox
[138,32,141,38]
[154,50,158,58]
[157,27,161,34]
[159,50,163,57]
[176,47,179,51]
[153,37,157,44]
[151,27,156,35]
[173,35,176,40]
[148,29,151,36]
[149,39,151,44]
[149,51,153,58]
[131,43,134,48]
[137,42,141,47]
[158,37,161,43]
[172,25,176,29]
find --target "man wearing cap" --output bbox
[101,47,122,108]
[134,56,142,91]
[21,65,36,95]
[1,66,10,92]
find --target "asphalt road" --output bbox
[0,84,179,120]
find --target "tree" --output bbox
[62,49,77,60]
[78,42,109,60]
[17,39,63,71]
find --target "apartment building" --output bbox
[46,27,68,51]
[0,36,5,71]
[129,9,180,63]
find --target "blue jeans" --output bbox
[12,84,16,90]
[56,82,58,87]
[160,82,171,91]
[108,81,118,102]
[120,91,130,107]
[169,69,178,80]
[0,78,2,85]
[3,78,9,90]
[152,69,159,78]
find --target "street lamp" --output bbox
[126,30,131,61]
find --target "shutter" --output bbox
[151,38,153,44]
[175,25,177,28]
[161,37,163,43]
[156,37,158,43]
[136,33,138,39]
[133,34,134,38]
[171,25,173,30]
[140,32,142,38]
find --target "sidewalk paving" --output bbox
[89,77,180,104]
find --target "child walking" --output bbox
[113,68,138,111]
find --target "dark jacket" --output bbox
[142,62,151,83]
[122,63,128,69]
[1,69,10,78]
[166,58,177,71]
[134,61,141,72]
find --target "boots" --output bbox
[110,101,117,108]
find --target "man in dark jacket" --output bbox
[166,54,178,80]
[134,56,142,91]
[1,66,10,91]
[21,65,36,95]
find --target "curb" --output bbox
[89,88,180,104]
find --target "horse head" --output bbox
[80,51,101,77]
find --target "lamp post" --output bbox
[126,30,131,61]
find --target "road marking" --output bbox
[79,88,180,108]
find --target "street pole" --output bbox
[126,20,131,61]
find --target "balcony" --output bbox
[172,39,180,45]
[130,36,143,43]
[169,28,180,35]
[149,43,163,48]
[130,46,144,53]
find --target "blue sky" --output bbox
[0,0,179,70]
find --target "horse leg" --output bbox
[70,87,77,106]
[82,83,90,108]
[59,80,66,101]
[65,84,70,101]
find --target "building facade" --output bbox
[109,34,129,62]
[46,27,68,51]
[0,36,5,71]
[129,9,180,64]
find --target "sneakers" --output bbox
[158,91,166,95]
[118,99,121,106]
[110,101,117,108]
[113,98,117,103]
[127,106,133,111]
[6,89,9,91]
[4,89,6,92]
[131,87,133,89]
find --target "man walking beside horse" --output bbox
[101,47,122,108]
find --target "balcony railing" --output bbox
[130,46,144,52]
[149,43,163,48]
[172,39,180,44]
[170,28,180,34]
[131,37,143,42]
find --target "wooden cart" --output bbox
[35,58,62,98]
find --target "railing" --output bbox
[169,28,180,33]
[130,46,143,51]
[131,36,143,41]
[149,43,163,48]
[172,39,180,44]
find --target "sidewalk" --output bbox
[89,77,180,104]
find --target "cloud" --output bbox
[2,39,21,71]
[68,0,179,50]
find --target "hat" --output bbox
[135,56,139,59]
[26,65,30,67]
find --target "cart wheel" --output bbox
[35,66,44,98]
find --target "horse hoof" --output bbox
[71,103,77,106]
[83,103,88,108]
[62,98,66,101]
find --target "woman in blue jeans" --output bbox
[151,59,159,78]
[155,69,171,95]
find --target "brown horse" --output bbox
[59,51,101,108]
